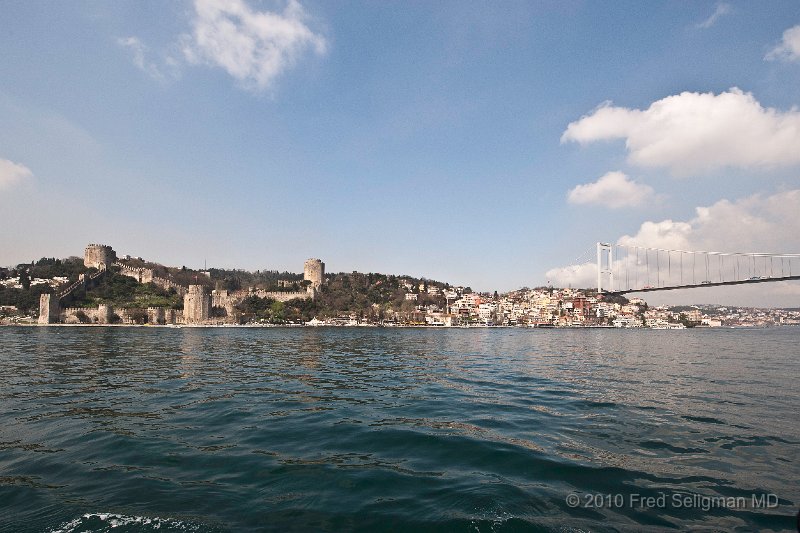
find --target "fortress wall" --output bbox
[117,264,153,283]
[114,308,136,324]
[147,307,166,325]
[115,263,186,296]
[140,269,154,283]
[114,308,153,324]
[116,264,148,283]
[153,276,186,296]
[256,290,311,302]
[62,306,109,324]
[164,308,181,324]
[58,304,177,325]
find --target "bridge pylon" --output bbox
[597,242,613,294]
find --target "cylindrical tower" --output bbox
[304,258,325,288]
[84,244,117,269]
[184,284,210,324]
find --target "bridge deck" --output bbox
[604,275,800,295]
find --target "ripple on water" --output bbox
[0,326,797,532]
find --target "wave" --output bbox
[49,513,213,533]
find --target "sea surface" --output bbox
[0,326,798,532]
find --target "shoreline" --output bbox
[0,322,774,329]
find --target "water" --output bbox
[0,327,798,532]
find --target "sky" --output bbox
[1,1,800,306]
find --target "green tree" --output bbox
[270,301,286,322]
[129,309,148,324]
[74,310,90,324]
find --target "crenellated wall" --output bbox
[61,304,113,324]
[38,269,109,324]
[253,288,314,302]
[114,262,187,296]
[147,307,166,325]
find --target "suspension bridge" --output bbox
[595,242,800,295]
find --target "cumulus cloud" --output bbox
[765,24,800,62]
[695,2,731,29]
[561,88,800,175]
[181,0,327,91]
[617,220,692,251]
[0,158,33,190]
[546,189,800,292]
[567,171,656,209]
[544,261,596,289]
[118,36,179,82]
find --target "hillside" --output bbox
[1,255,460,324]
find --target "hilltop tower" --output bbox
[184,284,210,324]
[84,244,116,270]
[304,258,325,289]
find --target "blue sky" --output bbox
[2,1,800,305]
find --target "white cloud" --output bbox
[561,88,800,175]
[617,220,692,251]
[118,37,179,82]
[765,24,800,62]
[181,0,327,91]
[614,190,800,255]
[696,2,731,29]
[544,261,596,289]
[567,171,656,209]
[0,158,33,190]
[546,189,800,299]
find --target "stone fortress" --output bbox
[38,244,325,325]
[84,244,117,269]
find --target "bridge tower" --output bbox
[597,242,613,293]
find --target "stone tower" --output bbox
[84,244,116,269]
[184,284,210,324]
[38,293,61,324]
[304,258,325,289]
